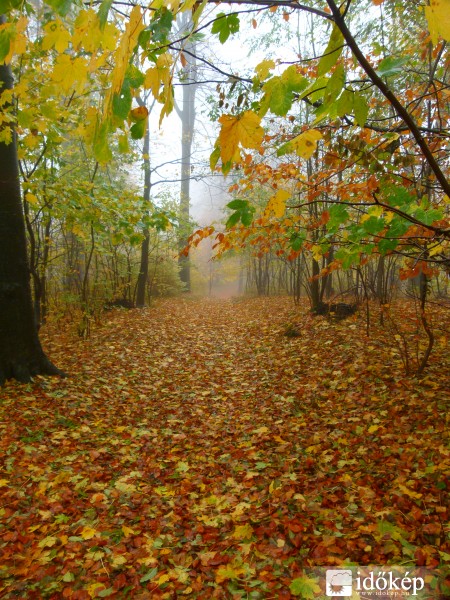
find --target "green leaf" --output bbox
[94,120,113,163]
[289,575,321,598]
[98,589,115,598]
[210,146,221,171]
[150,8,173,43]
[0,29,11,63]
[112,87,132,121]
[126,65,145,89]
[240,209,254,227]
[388,216,410,238]
[324,64,345,102]
[140,567,158,583]
[414,207,443,226]
[226,211,241,229]
[327,203,349,232]
[0,0,21,14]
[353,94,369,126]
[336,89,353,117]
[317,24,344,77]
[130,120,146,140]
[227,199,249,210]
[384,186,415,208]
[97,0,113,30]
[261,66,307,117]
[378,237,398,255]
[211,12,240,44]
[335,248,361,269]
[363,216,385,235]
[45,0,72,16]
[290,231,305,251]
[377,56,409,77]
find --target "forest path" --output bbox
[1,298,448,598]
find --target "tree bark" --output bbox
[0,43,63,384]
[136,108,151,307]
[176,13,197,292]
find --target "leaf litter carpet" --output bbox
[0,297,449,598]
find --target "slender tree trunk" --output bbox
[0,47,62,384]
[176,13,197,292]
[136,111,151,307]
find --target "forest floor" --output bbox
[0,297,449,599]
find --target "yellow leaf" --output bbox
[385,211,394,224]
[72,9,105,54]
[158,574,170,585]
[273,435,287,444]
[157,52,173,68]
[0,16,27,64]
[232,524,253,540]
[252,426,269,434]
[218,110,264,164]
[81,526,97,540]
[368,205,384,217]
[115,481,137,494]
[398,484,422,500]
[41,19,71,53]
[311,244,322,261]
[428,242,444,257]
[24,192,39,205]
[38,536,58,548]
[0,479,9,487]
[264,189,290,218]
[289,129,323,159]
[52,55,89,93]
[425,0,450,44]
[111,554,127,568]
[122,525,135,537]
[144,67,160,97]
[104,5,145,117]
[255,59,275,81]
[216,564,247,583]
[367,424,379,433]
[86,583,105,599]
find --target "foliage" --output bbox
[0,298,449,597]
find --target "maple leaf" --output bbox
[218,110,264,165]
[254,59,275,81]
[290,575,321,598]
[232,523,254,540]
[264,189,291,219]
[277,129,323,159]
[41,19,71,53]
[215,564,246,583]
[425,0,450,44]
[81,526,98,540]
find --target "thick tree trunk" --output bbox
[0,52,63,385]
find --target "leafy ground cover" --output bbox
[0,297,449,599]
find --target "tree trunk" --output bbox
[176,13,197,292]
[136,110,151,307]
[0,49,63,384]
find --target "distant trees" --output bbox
[0,0,449,381]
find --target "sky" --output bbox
[143,5,303,226]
